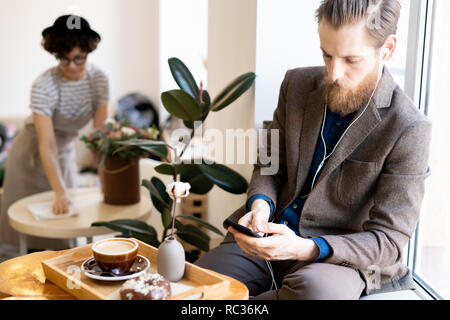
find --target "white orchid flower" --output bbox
[105,118,116,125]
[166,182,191,203]
[121,127,136,136]
[147,127,160,140]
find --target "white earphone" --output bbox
[383,48,390,60]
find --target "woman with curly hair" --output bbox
[0,15,109,251]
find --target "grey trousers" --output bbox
[194,241,366,300]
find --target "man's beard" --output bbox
[322,65,380,117]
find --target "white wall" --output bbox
[159,0,208,124]
[255,0,323,128]
[0,0,159,119]
[205,0,257,233]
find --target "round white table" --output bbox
[7,187,152,255]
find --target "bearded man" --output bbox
[195,0,432,300]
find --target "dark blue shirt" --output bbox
[247,106,357,261]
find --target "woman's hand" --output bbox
[52,192,71,215]
[33,113,70,213]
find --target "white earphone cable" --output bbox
[300,70,382,199]
[262,68,382,293]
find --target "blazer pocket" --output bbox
[338,159,378,206]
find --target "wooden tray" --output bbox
[41,239,230,300]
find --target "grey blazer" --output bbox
[225,66,432,295]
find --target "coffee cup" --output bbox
[92,238,138,274]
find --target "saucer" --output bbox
[81,255,150,281]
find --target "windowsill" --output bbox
[360,280,435,300]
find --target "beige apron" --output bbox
[0,71,97,250]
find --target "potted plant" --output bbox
[91,57,256,262]
[81,118,166,205]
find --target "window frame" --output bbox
[403,0,444,300]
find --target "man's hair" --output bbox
[315,0,402,48]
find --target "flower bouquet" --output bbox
[81,118,166,205]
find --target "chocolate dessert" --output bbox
[120,273,171,300]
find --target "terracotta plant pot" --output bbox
[103,156,140,205]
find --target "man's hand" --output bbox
[229,222,320,261]
[238,199,271,235]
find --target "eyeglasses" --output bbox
[58,54,87,66]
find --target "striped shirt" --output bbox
[26,64,109,124]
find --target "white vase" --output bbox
[157,236,185,282]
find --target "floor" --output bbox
[0,242,19,264]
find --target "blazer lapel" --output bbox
[294,84,326,198]
[313,67,396,189]
[313,99,381,188]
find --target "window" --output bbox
[385,0,411,89]
[410,0,450,300]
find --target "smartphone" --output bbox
[224,218,262,238]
